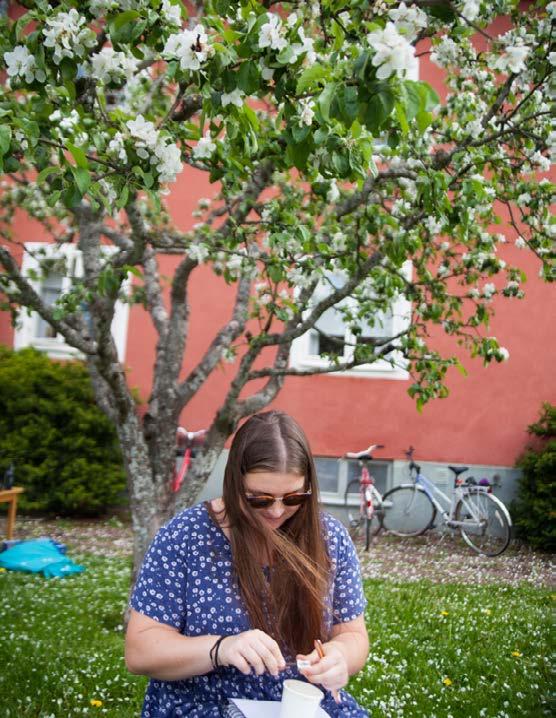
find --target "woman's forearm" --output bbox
[326,630,369,676]
[126,625,220,681]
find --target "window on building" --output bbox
[315,456,392,502]
[290,262,412,379]
[14,242,129,361]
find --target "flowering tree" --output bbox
[0,0,553,569]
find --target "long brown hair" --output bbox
[221,411,331,655]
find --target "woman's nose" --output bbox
[268,500,285,517]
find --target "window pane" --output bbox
[314,457,339,493]
[36,274,64,339]
[347,461,389,494]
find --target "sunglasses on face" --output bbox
[244,489,312,509]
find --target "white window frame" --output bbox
[14,242,130,361]
[290,261,412,380]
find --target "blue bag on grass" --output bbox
[0,538,85,578]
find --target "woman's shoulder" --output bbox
[155,502,211,540]
[319,510,353,552]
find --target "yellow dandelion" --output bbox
[440,610,449,616]
[90,699,103,707]
[482,608,492,615]
[0,567,6,573]
[511,651,522,658]
[443,677,453,686]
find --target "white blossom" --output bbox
[221,88,245,107]
[482,283,496,298]
[460,0,480,22]
[260,61,275,81]
[424,216,443,234]
[465,119,483,138]
[258,14,287,52]
[516,192,531,206]
[90,47,138,84]
[327,180,340,203]
[367,23,418,79]
[497,347,510,361]
[529,151,550,172]
[299,99,315,126]
[430,37,460,68]
[3,45,46,84]
[126,115,159,158]
[286,13,299,28]
[151,140,183,183]
[161,0,182,27]
[193,135,216,159]
[291,28,317,65]
[549,52,556,67]
[388,2,428,42]
[492,43,530,75]
[548,2,556,20]
[163,25,210,72]
[43,9,96,64]
[515,236,527,249]
[188,243,209,263]
[107,132,128,163]
[89,0,119,17]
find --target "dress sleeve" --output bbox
[331,519,367,625]
[129,518,188,631]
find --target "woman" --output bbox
[126,411,369,717]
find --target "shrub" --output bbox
[0,346,126,516]
[512,403,556,552]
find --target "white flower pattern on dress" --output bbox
[130,503,368,717]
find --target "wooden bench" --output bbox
[0,487,24,540]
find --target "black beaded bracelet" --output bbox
[209,635,228,669]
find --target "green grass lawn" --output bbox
[0,554,552,717]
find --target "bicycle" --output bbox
[343,443,387,551]
[172,426,207,493]
[380,447,512,556]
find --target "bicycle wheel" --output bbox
[455,491,511,556]
[381,485,436,537]
[344,480,381,546]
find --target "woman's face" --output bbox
[243,471,306,530]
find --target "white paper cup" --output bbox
[279,679,323,718]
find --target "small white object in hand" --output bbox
[296,659,311,670]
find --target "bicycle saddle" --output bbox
[345,444,384,459]
[448,465,469,476]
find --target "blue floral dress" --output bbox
[130,502,369,717]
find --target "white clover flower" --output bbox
[258,14,287,52]
[482,283,496,298]
[43,9,96,64]
[163,25,210,72]
[388,2,428,42]
[193,135,216,159]
[492,43,530,75]
[514,236,527,249]
[430,36,460,68]
[367,22,417,79]
[4,45,46,83]
[221,88,245,107]
[161,0,182,27]
[107,132,127,163]
[327,180,340,202]
[299,99,315,126]
[460,0,480,22]
[188,243,209,263]
[91,47,138,84]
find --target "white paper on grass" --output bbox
[228,698,329,717]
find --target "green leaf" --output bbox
[237,61,260,95]
[70,165,91,196]
[67,143,89,169]
[36,165,62,183]
[318,83,336,122]
[276,45,296,65]
[291,123,310,143]
[110,9,140,31]
[403,81,422,121]
[395,102,409,134]
[117,184,129,208]
[416,109,433,133]
[243,104,260,132]
[268,264,283,283]
[0,125,12,157]
[296,64,327,94]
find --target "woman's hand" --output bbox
[218,629,286,677]
[297,643,349,695]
